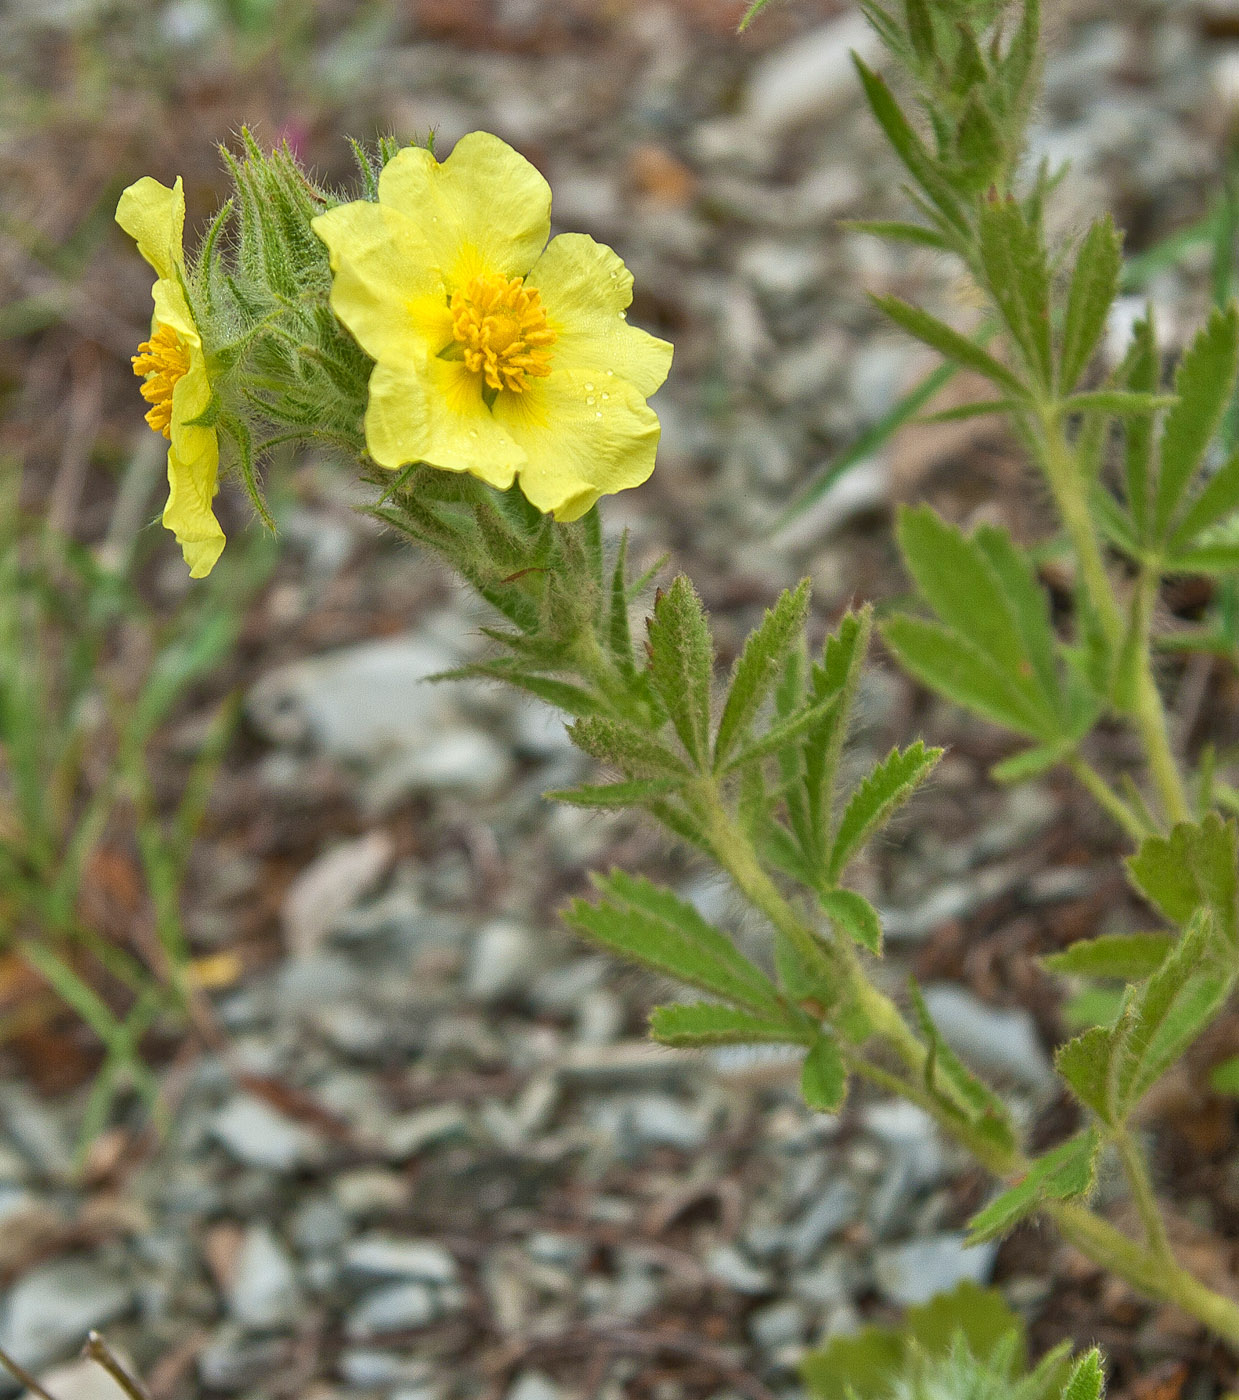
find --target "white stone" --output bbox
[229,1224,302,1330]
[281,830,394,957]
[743,14,883,134]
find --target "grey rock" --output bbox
[343,1236,458,1284]
[211,1095,321,1172]
[629,1094,710,1151]
[749,1299,808,1351]
[792,1254,854,1307]
[788,1180,860,1264]
[0,1257,131,1371]
[289,1196,349,1253]
[382,1104,470,1160]
[346,1281,439,1338]
[197,1326,289,1392]
[506,1374,563,1400]
[281,830,394,958]
[743,13,883,133]
[333,1167,409,1218]
[247,634,460,759]
[337,1350,434,1388]
[920,984,1055,1094]
[18,1359,131,1400]
[707,1245,772,1296]
[873,1233,998,1307]
[363,725,513,809]
[228,1224,302,1331]
[465,920,538,1001]
[0,1086,73,1178]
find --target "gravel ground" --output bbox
[5,1,1239,1398]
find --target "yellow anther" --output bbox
[132,323,190,437]
[449,273,556,394]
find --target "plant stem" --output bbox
[1065,756,1149,841]
[1035,413,1190,826]
[1113,1126,1176,1266]
[696,776,1239,1342]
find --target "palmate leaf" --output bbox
[909,981,1016,1154]
[1041,931,1174,980]
[566,871,782,1015]
[802,1033,848,1112]
[1056,911,1232,1124]
[1168,447,1239,552]
[880,616,1049,736]
[827,741,942,882]
[967,1128,1099,1243]
[645,575,713,767]
[1059,215,1122,393]
[649,1001,813,1047]
[715,580,811,768]
[1153,305,1239,540]
[978,197,1053,390]
[819,887,883,954]
[1126,813,1239,943]
[870,293,1025,395]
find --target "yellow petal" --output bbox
[152,277,201,346]
[377,133,551,288]
[364,359,525,490]
[528,233,673,397]
[164,354,225,578]
[493,364,661,520]
[116,176,185,283]
[312,201,448,361]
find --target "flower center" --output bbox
[132,324,190,439]
[449,273,556,394]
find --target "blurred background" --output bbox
[4,1,1239,1397]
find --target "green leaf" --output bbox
[1154,305,1239,539]
[972,522,1062,715]
[841,219,948,250]
[801,1033,847,1112]
[1056,1022,1121,1123]
[828,741,942,881]
[546,778,679,809]
[775,927,837,1014]
[608,529,638,678]
[649,1001,812,1047]
[871,294,1026,396]
[956,96,1005,189]
[569,871,783,1013]
[880,616,1048,736]
[967,1129,1099,1244]
[715,580,811,768]
[1126,814,1239,942]
[853,58,970,235]
[990,742,1070,783]
[803,609,872,860]
[1168,447,1239,550]
[645,575,714,766]
[1061,391,1172,416]
[1042,932,1174,980]
[1209,1053,1239,1095]
[801,1328,905,1400]
[440,661,600,717]
[909,981,1016,1150]
[567,715,692,779]
[1115,910,1231,1111]
[1061,1350,1104,1400]
[897,506,1034,682]
[721,693,839,774]
[1060,216,1123,392]
[819,888,883,954]
[903,0,934,62]
[1164,541,1239,573]
[978,196,1053,390]
[1121,313,1159,540]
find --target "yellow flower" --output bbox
[116,176,225,578]
[311,132,673,521]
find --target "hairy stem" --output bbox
[1065,756,1150,841]
[1113,1126,1176,1266]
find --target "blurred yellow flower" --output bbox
[117,177,225,578]
[312,132,673,521]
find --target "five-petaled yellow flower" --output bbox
[312,132,673,521]
[117,177,225,578]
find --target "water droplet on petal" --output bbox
[586,396,595,405]
[618,311,626,319]
[595,411,602,418]
[605,369,613,377]
[584,382,594,391]
[601,392,609,401]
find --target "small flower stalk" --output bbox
[116,0,1239,1373]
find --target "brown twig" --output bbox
[0,1342,61,1400]
[83,1332,151,1400]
